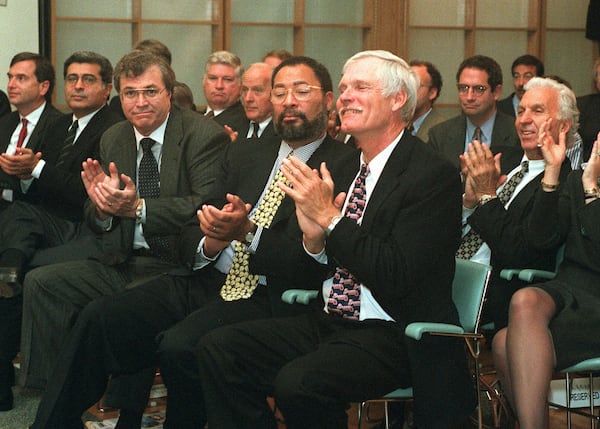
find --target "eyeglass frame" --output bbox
[65,74,101,87]
[456,84,489,96]
[120,87,167,101]
[270,84,323,104]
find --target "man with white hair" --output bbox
[195,50,475,429]
[456,77,576,330]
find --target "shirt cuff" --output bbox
[193,236,221,270]
[31,159,45,179]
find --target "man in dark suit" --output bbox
[497,54,544,118]
[201,50,247,134]
[456,77,575,330]
[429,55,519,170]
[409,60,446,142]
[0,52,62,213]
[195,50,475,429]
[29,56,356,429]
[18,50,229,397]
[0,51,123,295]
[237,62,276,140]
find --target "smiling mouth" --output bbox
[339,107,363,115]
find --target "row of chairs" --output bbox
[282,251,600,428]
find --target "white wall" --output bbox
[0,0,39,100]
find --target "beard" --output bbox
[275,108,328,142]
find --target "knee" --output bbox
[508,287,548,321]
[272,363,307,406]
[80,296,125,331]
[157,327,198,365]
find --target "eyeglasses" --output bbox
[121,87,166,101]
[457,84,488,96]
[271,84,322,104]
[66,74,99,86]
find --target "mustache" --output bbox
[278,108,308,121]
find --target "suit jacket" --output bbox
[0,103,62,199]
[576,93,600,161]
[26,104,123,221]
[326,132,474,426]
[428,111,519,170]
[467,146,572,328]
[414,107,446,143]
[0,90,10,119]
[237,118,277,141]
[497,93,517,117]
[85,106,230,265]
[179,135,357,316]
[210,101,247,134]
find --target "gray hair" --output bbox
[204,51,243,81]
[343,50,418,124]
[524,77,579,146]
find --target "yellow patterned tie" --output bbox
[220,153,292,301]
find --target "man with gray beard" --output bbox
[29,56,357,429]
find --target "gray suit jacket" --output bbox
[428,111,519,170]
[85,106,230,265]
[415,108,447,143]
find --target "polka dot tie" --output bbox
[138,138,173,262]
[326,163,369,320]
[220,153,292,301]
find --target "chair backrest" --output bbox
[451,258,492,333]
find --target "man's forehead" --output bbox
[521,87,558,107]
[207,63,236,76]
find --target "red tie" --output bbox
[16,118,28,148]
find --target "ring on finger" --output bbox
[108,202,113,207]
[212,225,217,232]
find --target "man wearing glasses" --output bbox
[28,56,356,429]
[429,55,519,170]
[21,49,229,423]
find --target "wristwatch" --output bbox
[135,198,144,222]
[243,224,257,246]
[477,194,497,207]
[325,215,343,236]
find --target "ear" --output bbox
[492,84,503,101]
[558,118,572,134]
[39,80,50,97]
[428,87,439,103]
[391,90,407,112]
[324,90,334,112]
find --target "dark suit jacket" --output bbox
[0,103,62,199]
[497,93,517,117]
[576,93,600,161]
[85,106,230,265]
[179,135,357,316]
[237,118,277,141]
[467,146,571,328]
[210,101,247,134]
[414,107,446,143]
[27,104,123,221]
[326,132,474,427]
[428,111,519,170]
[0,90,10,119]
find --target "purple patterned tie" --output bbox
[327,163,369,320]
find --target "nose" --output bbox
[282,89,297,106]
[215,78,225,88]
[134,92,150,106]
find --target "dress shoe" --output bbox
[0,267,21,298]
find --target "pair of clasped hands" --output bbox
[81,159,139,221]
[0,147,40,180]
[198,157,345,258]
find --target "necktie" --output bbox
[407,122,415,136]
[456,161,529,260]
[138,138,172,262]
[250,122,260,139]
[205,110,214,118]
[16,118,28,148]
[220,153,293,301]
[472,126,482,143]
[327,163,369,320]
[56,120,79,168]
